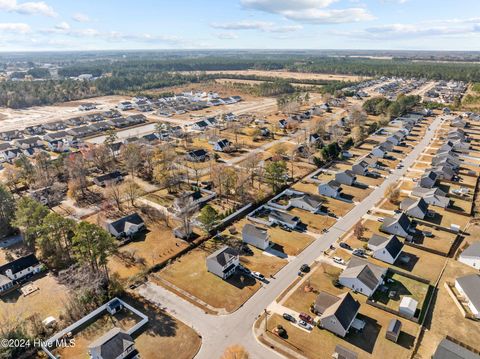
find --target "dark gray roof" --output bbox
[382,213,411,232]
[109,213,144,234]
[269,210,299,226]
[461,242,480,258]
[433,338,480,359]
[0,254,39,275]
[456,274,480,311]
[369,234,403,260]
[207,246,239,266]
[320,292,360,331]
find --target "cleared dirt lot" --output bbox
[196,70,370,82]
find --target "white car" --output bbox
[298,320,313,331]
[377,217,384,222]
[251,271,265,281]
[333,256,345,265]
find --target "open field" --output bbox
[187,70,370,82]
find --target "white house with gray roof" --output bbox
[335,170,357,186]
[380,213,412,238]
[367,234,404,264]
[318,180,342,199]
[88,327,139,359]
[206,246,239,279]
[339,257,387,297]
[459,242,480,269]
[242,224,270,250]
[399,197,429,219]
[455,274,480,319]
[314,291,360,337]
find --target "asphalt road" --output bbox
[137,115,444,359]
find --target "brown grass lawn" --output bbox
[357,175,383,187]
[290,208,335,232]
[160,236,285,312]
[371,272,430,313]
[416,259,480,358]
[277,264,419,359]
[0,274,69,323]
[56,295,200,359]
[412,224,457,255]
[341,185,373,202]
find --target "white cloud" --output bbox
[333,18,480,39]
[72,12,90,22]
[55,21,70,30]
[211,20,302,32]
[0,22,30,33]
[240,0,374,24]
[0,0,56,17]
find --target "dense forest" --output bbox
[2,54,480,108]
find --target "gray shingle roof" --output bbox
[456,274,480,312]
[433,338,480,359]
[207,246,239,266]
[461,242,480,259]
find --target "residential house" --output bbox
[371,144,388,158]
[430,165,456,181]
[332,345,358,359]
[386,133,403,146]
[105,213,145,238]
[118,101,134,111]
[12,137,43,150]
[65,116,86,127]
[289,193,324,213]
[318,180,343,199]
[352,160,369,176]
[191,119,210,131]
[314,291,360,337]
[43,121,66,131]
[367,234,404,264]
[415,189,450,208]
[126,114,147,125]
[88,328,139,359]
[278,119,288,129]
[433,338,480,359]
[242,224,270,250]
[268,210,300,229]
[224,112,236,122]
[455,274,480,319]
[0,130,22,141]
[335,170,357,186]
[206,246,239,279]
[339,257,387,297]
[83,113,104,123]
[141,133,160,143]
[0,148,22,162]
[24,125,45,136]
[93,171,123,187]
[309,133,321,145]
[213,139,233,152]
[186,149,209,162]
[399,197,429,219]
[380,213,412,238]
[419,171,438,189]
[22,147,45,158]
[0,254,42,295]
[459,242,480,269]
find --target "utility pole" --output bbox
[264,308,269,332]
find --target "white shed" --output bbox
[399,297,418,318]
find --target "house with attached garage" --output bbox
[43,121,67,131]
[371,143,389,158]
[268,209,300,230]
[314,291,360,337]
[455,274,480,319]
[386,132,403,146]
[400,197,429,219]
[289,193,324,213]
[213,139,233,152]
[432,337,480,359]
[318,180,343,199]
[79,103,96,111]
[419,171,438,189]
[12,137,43,150]
[421,192,450,209]
[459,242,480,269]
[206,246,239,279]
[191,119,210,131]
[0,130,22,141]
[382,140,395,152]
[351,160,369,176]
[339,257,387,297]
[105,213,145,239]
[367,234,404,264]
[88,327,139,359]
[380,213,412,238]
[335,170,357,186]
[0,148,22,162]
[186,149,209,162]
[118,101,134,111]
[242,223,270,250]
[93,171,123,187]
[0,254,42,296]
[411,186,447,202]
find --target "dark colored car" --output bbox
[300,264,310,273]
[282,313,296,323]
[299,312,314,324]
[339,242,351,250]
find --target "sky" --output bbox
[0,0,480,51]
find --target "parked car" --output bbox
[423,231,433,237]
[377,217,384,222]
[333,256,346,265]
[339,242,351,250]
[352,249,365,257]
[299,312,313,324]
[300,264,310,273]
[251,271,265,281]
[298,320,313,331]
[238,265,251,274]
[282,313,296,323]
